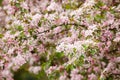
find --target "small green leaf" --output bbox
[42,61,51,70]
[99,78,105,80]
[94,1,105,8]
[90,49,97,55]
[16,25,23,31]
[15,3,20,8]
[65,4,71,9]
[0,0,3,6]
[18,32,26,40]
[74,55,85,66]
[33,34,37,39]
[38,21,42,27]
[0,34,4,38]
[48,70,60,80]
[94,14,104,22]
[55,52,64,59]
[82,44,89,50]
[37,69,49,80]
[66,64,75,73]
[73,48,77,53]
[10,30,16,34]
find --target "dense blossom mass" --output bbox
[0,0,120,80]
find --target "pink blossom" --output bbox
[47,1,62,12]
[21,2,29,10]
[71,74,83,80]
[88,67,92,73]
[71,69,79,74]
[47,2,57,11]
[106,41,111,47]
[53,26,62,34]
[60,16,69,24]
[37,44,45,53]
[59,75,67,80]
[31,14,42,27]
[115,57,120,63]
[6,5,16,15]
[46,65,57,74]
[101,5,109,10]
[93,67,100,73]
[2,0,9,5]
[29,66,41,74]
[60,37,75,43]
[88,73,97,80]
[12,54,26,71]
[83,30,93,37]
[1,69,13,80]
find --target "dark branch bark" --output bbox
[36,23,86,34]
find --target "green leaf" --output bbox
[33,34,37,39]
[55,52,64,59]
[14,67,38,80]
[0,34,4,38]
[15,3,20,8]
[38,21,42,27]
[10,30,16,34]
[28,29,33,35]
[65,4,71,9]
[74,55,85,66]
[18,32,26,41]
[94,14,104,22]
[48,70,60,80]
[90,49,97,55]
[99,78,105,80]
[16,25,23,31]
[42,61,51,70]
[94,1,105,8]
[66,64,75,73]
[37,69,49,80]
[82,44,89,50]
[0,0,3,6]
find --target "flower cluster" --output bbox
[0,0,120,80]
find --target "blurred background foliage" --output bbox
[13,63,49,80]
[0,0,3,5]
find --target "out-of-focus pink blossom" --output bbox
[21,2,29,10]
[29,66,41,74]
[2,0,9,5]
[59,75,67,80]
[88,73,97,80]
[31,14,42,27]
[70,69,83,80]
[46,65,58,74]
[53,26,62,34]
[12,54,26,71]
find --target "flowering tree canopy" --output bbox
[0,0,120,80]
